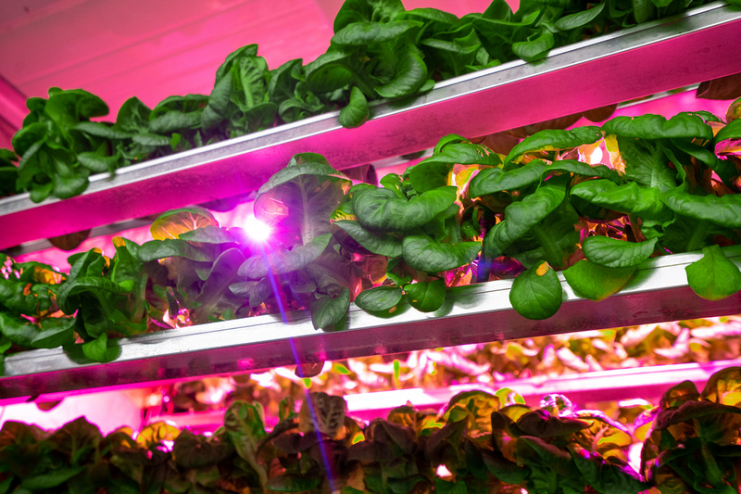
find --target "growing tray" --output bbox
[1,1,740,249]
[1,247,740,405]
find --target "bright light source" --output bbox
[245,216,272,243]
[590,146,604,164]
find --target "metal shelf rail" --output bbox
[2,247,740,405]
[1,2,740,249]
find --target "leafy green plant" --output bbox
[0,0,726,203]
[641,367,741,493]
[4,100,741,359]
[0,383,664,494]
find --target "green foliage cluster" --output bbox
[0,382,660,494]
[0,0,729,202]
[641,366,741,493]
[4,368,741,493]
[2,99,741,365]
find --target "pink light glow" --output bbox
[244,216,272,243]
[145,359,741,431]
[0,388,143,434]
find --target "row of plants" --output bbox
[147,317,741,416]
[2,366,741,493]
[3,99,741,364]
[1,0,735,202]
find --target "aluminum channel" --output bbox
[2,247,740,404]
[1,2,740,249]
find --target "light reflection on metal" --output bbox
[1,247,740,404]
[1,1,740,249]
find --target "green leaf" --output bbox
[173,431,233,470]
[21,466,86,490]
[149,110,202,134]
[132,133,171,146]
[405,280,446,312]
[715,119,741,142]
[570,180,673,224]
[662,187,741,229]
[633,0,655,23]
[77,152,120,174]
[257,154,344,195]
[179,226,242,244]
[484,183,566,258]
[31,318,77,348]
[333,220,403,257]
[224,401,268,487]
[352,186,457,232]
[555,2,606,30]
[602,113,713,140]
[116,97,151,133]
[582,237,657,268]
[512,29,555,62]
[547,159,621,183]
[82,333,112,362]
[0,277,54,315]
[52,173,89,199]
[686,245,741,300]
[334,0,404,31]
[339,86,370,129]
[507,206,579,271]
[435,479,467,494]
[411,140,500,193]
[332,20,421,47]
[374,47,429,99]
[618,137,676,192]
[150,206,219,240]
[56,276,124,316]
[304,50,355,93]
[504,126,602,165]
[470,162,544,196]
[311,287,351,329]
[267,474,321,493]
[192,248,246,323]
[138,238,216,263]
[672,138,738,187]
[255,154,350,246]
[74,121,132,139]
[238,233,332,279]
[355,286,403,311]
[482,448,529,484]
[510,262,563,320]
[12,122,47,157]
[0,312,37,348]
[402,235,481,273]
[202,75,232,131]
[563,260,636,301]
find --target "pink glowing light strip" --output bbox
[146,359,740,430]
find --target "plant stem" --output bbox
[686,220,709,253]
[531,224,564,269]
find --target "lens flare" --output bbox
[245,216,272,242]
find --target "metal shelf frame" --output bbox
[2,247,740,405]
[1,2,741,249]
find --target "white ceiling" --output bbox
[0,0,498,147]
